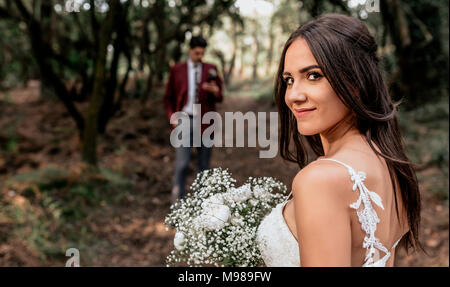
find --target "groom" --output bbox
[163,36,223,204]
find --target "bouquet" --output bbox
[165,168,287,267]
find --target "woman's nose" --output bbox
[287,85,307,103]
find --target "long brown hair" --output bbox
[275,13,423,253]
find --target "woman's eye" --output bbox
[307,72,323,81]
[284,77,294,86]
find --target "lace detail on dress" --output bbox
[256,194,299,267]
[318,158,401,267]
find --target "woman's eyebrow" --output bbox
[283,65,322,77]
[299,65,321,73]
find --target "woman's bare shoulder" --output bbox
[291,159,356,206]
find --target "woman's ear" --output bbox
[349,111,358,125]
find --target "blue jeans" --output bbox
[171,116,212,203]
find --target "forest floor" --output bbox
[0,81,448,266]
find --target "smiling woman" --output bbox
[282,39,351,136]
[256,13,423,267]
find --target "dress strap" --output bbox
[284,190,293,202]
[391,236,402,250]
[317,157,391,267]
[317,158,355,173]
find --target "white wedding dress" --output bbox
[256,158,403,267]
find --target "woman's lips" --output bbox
[294,108,316,117]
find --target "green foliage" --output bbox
[0,112,20,153]
[4,137,18,153]
[399,96,449,201]
[272,0,311,33]
[0,164,132,262]
[228,77,275,98]
[0,19,37,89]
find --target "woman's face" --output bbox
[283,38,350,136]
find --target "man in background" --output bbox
[163,36,223,204]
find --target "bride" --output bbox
[256,13,423,267]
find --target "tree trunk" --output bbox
[82,0,118,166]
[224,24,238,86]
[239,45,247,77]
[266,24,275,75]
[15,0,85,133]
[98,2,129,134]
[251,20,260,81]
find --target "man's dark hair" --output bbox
[189,36,208,49]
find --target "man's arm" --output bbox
[213,66,223,103]
[163,66,176,123]
[202,65,223,103]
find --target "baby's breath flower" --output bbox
[164,167,287,267]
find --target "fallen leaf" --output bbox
[426,239,440,248]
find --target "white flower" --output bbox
[191,194,231,231]
[230,215,243,226]
[174,231,186,250]
[224,184,252,203]
[249,199,258,206]
[199,204,231,230]
[252,186,271,201]
[201,193,224,209]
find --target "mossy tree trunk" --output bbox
[82,0,119,166]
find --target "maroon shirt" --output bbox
[163,61,223,133]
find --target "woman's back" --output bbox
[282,135,410,266]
